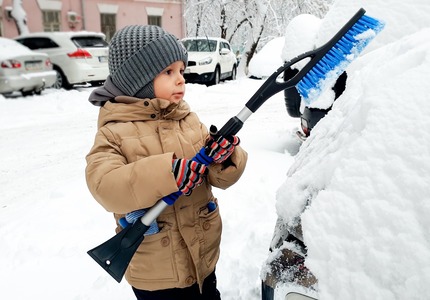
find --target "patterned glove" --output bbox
[205,125,240,164]
[118,209,159,235]
[172,158,208,196]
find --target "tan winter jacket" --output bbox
[85,96,247,291]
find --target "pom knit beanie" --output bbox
[108,25,188,99]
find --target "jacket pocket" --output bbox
[128,230,177,282]
[198,202,222,268]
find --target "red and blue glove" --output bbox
[118,209,159,235]
[205,125,240,164]
[172,158,208,196]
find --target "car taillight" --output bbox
[301,118,310,137]
[1,59,22,68]
[302,126,310,137]
[45,58,53,68]
[67,48,92,59]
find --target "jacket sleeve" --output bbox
[207,145,248,190]
[85,127,179,214]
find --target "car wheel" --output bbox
[211,67,220,86]
[53,67,73,90]
[228,65,237,81]
[21,90,34,97]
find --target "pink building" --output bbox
[0,0,185,41]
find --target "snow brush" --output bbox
[87,8,384,283]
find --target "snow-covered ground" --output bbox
[1,0,429,299]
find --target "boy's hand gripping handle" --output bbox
[160,147,214,206]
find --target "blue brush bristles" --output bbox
[297,13,385,105]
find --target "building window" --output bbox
[148,15,162,26]
[42,10,61,32]
[100,13,116,42]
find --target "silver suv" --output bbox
[181,37,237,85]
[15,31,109,89]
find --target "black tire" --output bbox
[211,66,220,86]
[228,65,237,81]
[53,67,73,90]
[21,90,34,97]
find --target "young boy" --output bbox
[85,25,247,300]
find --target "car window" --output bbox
[16,37,59,50]
[182,39,217,52]
[221,42,231,50]
[72,37,108,48]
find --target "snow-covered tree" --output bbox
[11,0,29,35]
[184,0,333,70]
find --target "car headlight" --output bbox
[198,57,213,65]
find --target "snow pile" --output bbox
[316,0,430,51]
[248,37,285,78]
[281,14,322,65]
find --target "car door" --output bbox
[219,41,234,76]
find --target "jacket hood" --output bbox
[97,96,190,129]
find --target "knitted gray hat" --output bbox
[108,25,188,98]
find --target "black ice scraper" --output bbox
[87,8,384,283]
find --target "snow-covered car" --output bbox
[181,37,237,85]
[261,14,349,300]
[0,37,56,96]
[15,31,109,89]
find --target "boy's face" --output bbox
[153,61,186,103]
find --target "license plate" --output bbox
[25,61,43,71]
[98,56,108,63]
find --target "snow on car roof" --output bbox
[0,37,34,60]
[16,31,106,38]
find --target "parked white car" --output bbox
[0,37,56,96]
[15,31,109,89]
[181,37,237,85]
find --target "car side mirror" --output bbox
[220,48,230,55]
